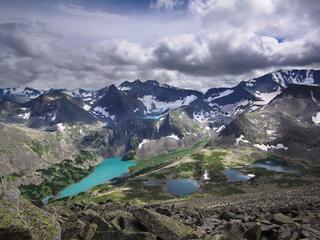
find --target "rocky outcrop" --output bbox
[0,185,61,240]
[131,208,196,240]
[38,184,320,240]
[1,183,320,239]
[44,201,196,240]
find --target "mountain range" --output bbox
[1,69,319,128]
[0,69,320,175]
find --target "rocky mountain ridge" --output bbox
[1,70,319,130]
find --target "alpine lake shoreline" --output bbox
[2,139,320,240]
[17,138,313,207]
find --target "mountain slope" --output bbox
[0,91,97,129]
[218,84,320,163]
[119,79,201,115]
[0,122,77,176]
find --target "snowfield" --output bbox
[139,95,198,114]
[312,112,320,124]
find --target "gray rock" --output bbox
[132,208,196,240]
[243,222,261,240]
[272,213,294,225]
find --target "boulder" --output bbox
[272,213,294,225]
[132,208,197,240]
[219,211,235,221]
[243,222,261,240]
[0,185,61,240]
[82,223,97,240]
[155,206,172,216]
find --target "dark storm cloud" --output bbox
[152,30,320,78]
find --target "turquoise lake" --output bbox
[44,157,136,203]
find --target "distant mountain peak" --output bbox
[108,84,118,92]
[119,79,162,90]
[145,80,160,86]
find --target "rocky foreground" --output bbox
[1,184,320,240]
[49,184,320,240]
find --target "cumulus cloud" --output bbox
[0,1,319,90]
[152,30,320,77]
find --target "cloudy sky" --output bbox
[0,0,319,90]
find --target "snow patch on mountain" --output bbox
[139,139,150,149]
[92,106,115,120]
[312,112,320,124]
[311,91,320,105]
[272,144,288,150]
[119,86,131,91]
[193,111,210,124]
[271,70,318,87]
[51,113,57,121]
[56,123,66,132]
[203,170,210,180]
[215,125,225,133]
[139,95,197,114]
[236,135,250,145]
[83,105,91,111]
[205,90,234,102]
[254,87,282,105]
[254,143,270,151]
[166,134,180,140]
[18,112,31,120]
[254,143,288,151]
[267,129,275,135]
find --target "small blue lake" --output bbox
[165,179,200,196]
[224,169,255,182]
[252,158,299,173]
[44,157,136,203]
[145,179,200,196]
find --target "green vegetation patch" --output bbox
[201,183,245,196]
[131,139,208,173]
[91,179,174,204]
[173,162,204,179]
[20,150,99,201]
[20,198,60,239]
[189,151,228,182]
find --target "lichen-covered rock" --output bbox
[0,185,61,240]
[82,223,97,240]
[132,208,197,240]
[242,222,261,240]
[20,198,61,240]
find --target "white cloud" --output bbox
[0,1,319,90]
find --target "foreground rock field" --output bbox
[20,183,317,240]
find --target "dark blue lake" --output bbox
[144,178,200,196]
[165,179,200,196]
